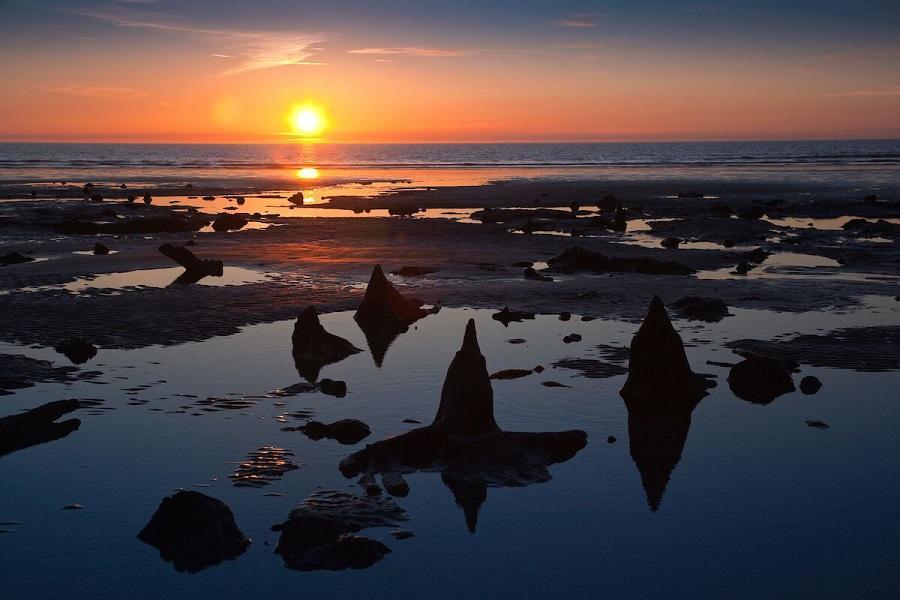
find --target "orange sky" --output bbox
[1,1,899,142]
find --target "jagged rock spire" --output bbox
[354,265,427,327]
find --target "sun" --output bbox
[288,104,327,137]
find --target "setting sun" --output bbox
[288,105,327,137]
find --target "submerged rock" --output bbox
[54,337,97,365]
[727,354,795,404]
[0,399,81,457]
[297,419,371,445]
[672,296,730,322]
[547,246,694,275]
[339,320,586,532]
[291,306,361,382]
[211,213,248,232]
[137,491,250,573]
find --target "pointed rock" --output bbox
[620,296,709,407]
[432,319,499,435]
[292,306,361,381]
[354,265,427,328]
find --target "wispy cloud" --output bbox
[347,47,474,57]
[823,86,900,97]
[69,7,323,76]
[47,85,148,98]
[554,15,597,28]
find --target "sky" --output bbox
[1,0,899,142]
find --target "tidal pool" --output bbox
[1,302,898,598]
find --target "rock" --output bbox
[533,365,545,373]
[799,375,822,395]
[388,205,422,217]
[288,192,304,205]
[0,399,81,457]
[390,529,414,540]
[552,358,628,379]
[291,306,361,382]
[707,203,733,216]
[1,252,35,267]
[202,195,215,201]
[211,213,248,232]
[806,420,830,429]
[54,337,97,365]
[524,267,553,281]
[541,381,571,388]
[607,436,617,444]
[142,193,152,205]
[559,312,572,321]
[547,246,693,275]
[738,207,765,220]
[381,472,410,497]
[677,191,705,198]
[354,265,427,328]
[92,243,110,255]
[272,490,407,571]
[89,192,103,202]
[727,354,795,404]
[490,369,533,380]
[298,420,370,445]
[597,193,620,210]
[563,333,582,344]
[319,379,347,398]
[660,237,681,249]
[492,307,535,326]
[620,296,712,407]
[391,266,436,277]
[672,296,729,322]
[83,183,94,195]
[137,491,250,573]
[733,261,754,275]
[127,194,136,203]
[48,216,209,235]
[158,243,223,281]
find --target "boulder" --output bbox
[298,419,370,445]
[54,337,97,365]
[137,491,249,573]
[1,252,35,267]
[672,296,729,322]
[727,354,795,404]
[211,213,248,232]
[660,237,681,249]
[319,379,347,398]
[354,265,427,328]
[799,375,822,395]
[92,243,110,255]
[291,306,361,382]
[142,193,152,205]
[288,192,304,205]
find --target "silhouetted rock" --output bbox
[355,265,427,327]
[672,296,730,322]
[54,337,97,365]
[490,368,533,380]
[142,193,152,205]
[388,205,421,217]
[288,192,304,205]
[677,191,705,198]
[137,491,249,573]
[319,378,347,398]
[298,420,370,445]
[0,399,81,457]
[272,490,407,571]
[660,237,681,249]
[620,296,712,407]
[381,472,410,497]
[1,252,34,267]
[799,375,822,395]
[93,243,110,255]
[89,192,103,202]
[806,420,829,429]
[563,333,582,343]
[492,306,535,326]
[391,266,436,277]
[211,213,248,232]
[734,261,754,275]
[339,320,587,531]
[291,306,361,382]
[727,354,795,404]
[158,243,223,280]
[547,246,693,275]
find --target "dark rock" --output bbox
[54,337,97,365]
[391,266,437,277]
[1,252,35,267]
[492,307,536,326]
[287,192,305,205]
[733,261,754,275]
[390,529,414,540]
[672,296,729,322]
[563,333,582,344]
[738,207,765,220]
[541,381,571,388]
[202,196,215,201]
[142,193,152,205]
[211,213,248,232]
[727,354,795,404]
[355,265,427,328]
[607,436,617,444]
[92,243,110,255]
[806,420,830,429]
[0,399,81,457]
[524,266,552,281]
[707,203,733,216]
[381,473,410,497]
[83,183,94,195]
[388,205,421,217]
[158,243,223,281]
[490,369,533,380]
[677,191,705,198]
[559,312,572,321]
[799,375,822,395]
[291,306,361,382]
[597,193,620,210]
[547,246,693,275]
[298,420,370,445]
[660,237,681,249]
[137,491,250,573]
[620,296,712,407]
[319,379,347,398]
[89,192,103,202]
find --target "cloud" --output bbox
[553,15,597,28]
[823,86,900,97]
[347,47,473,57]
[47,85,148,98]
[69,7,323,76]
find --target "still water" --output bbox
[1,303,898,599]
